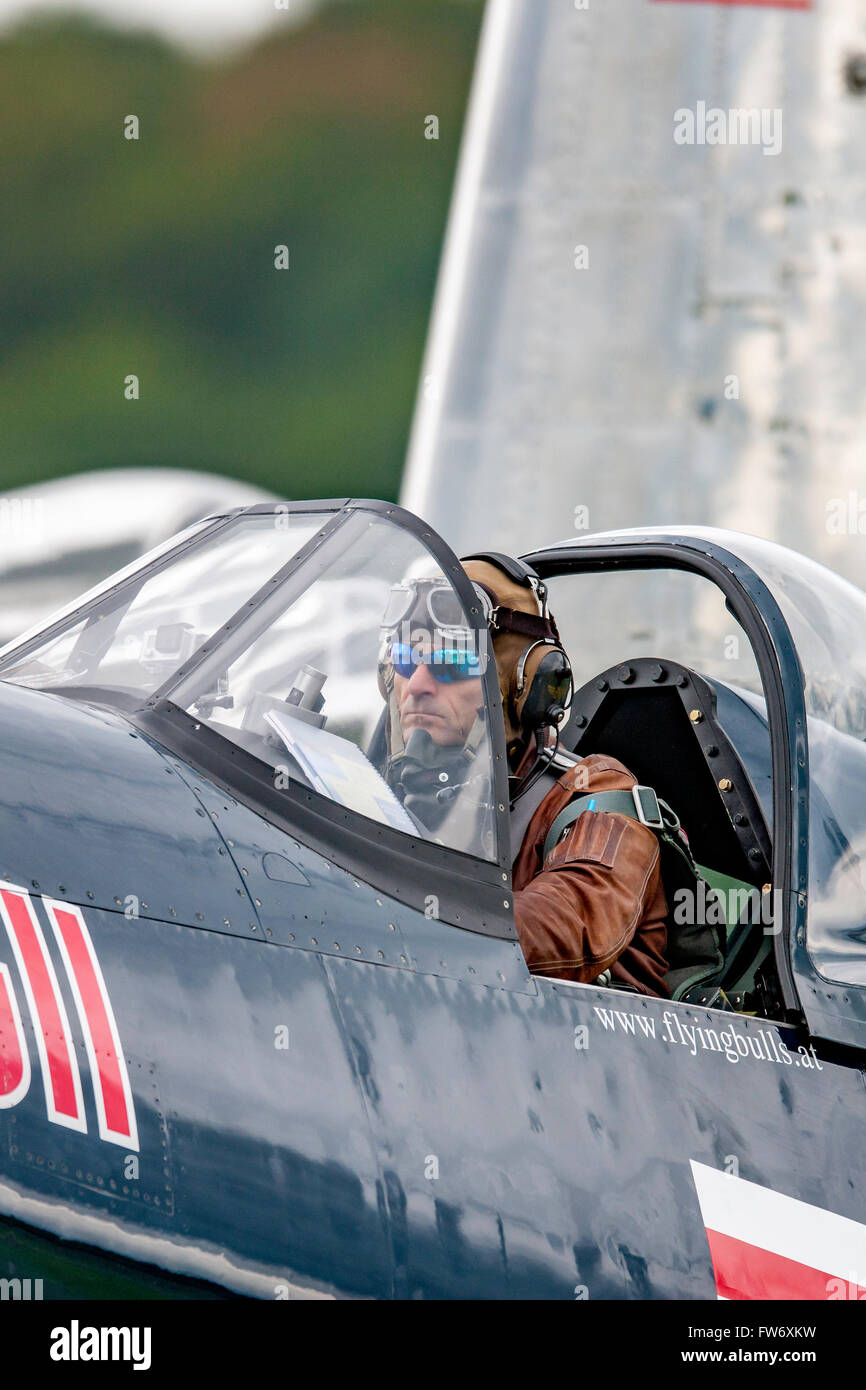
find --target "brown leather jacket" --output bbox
[512,754,670,997]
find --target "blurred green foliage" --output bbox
[0,0,483,500]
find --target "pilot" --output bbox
[378,557,669,997]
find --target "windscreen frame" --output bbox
[133,498,516,939]
[0,499,347,703]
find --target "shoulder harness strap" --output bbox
[540,786,761,1002]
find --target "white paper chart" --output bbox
[265,708,418,835]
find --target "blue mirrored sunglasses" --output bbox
[390,642,482,683]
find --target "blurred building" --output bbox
[0,469,274,642]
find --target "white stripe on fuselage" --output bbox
[690,1160,866,1282]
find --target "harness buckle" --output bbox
[527,574,548,618]
[632,785,664,829]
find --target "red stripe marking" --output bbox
[0,968,26,1102]
[705,1228,864,1300]
[51,907,132,1143]
[0,889,80,1123]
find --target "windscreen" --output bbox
[167,509,500,861]
[0,512,324,700]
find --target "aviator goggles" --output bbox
[380,579,494,636]
[389,641,482,684]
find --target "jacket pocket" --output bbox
[545,810,626,870]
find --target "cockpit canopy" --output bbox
[5,507,866,1001]
[543,525,866,992]
[0,504,501,863]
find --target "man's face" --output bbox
[393,641,483,747]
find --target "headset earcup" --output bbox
[518,648,573,730]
